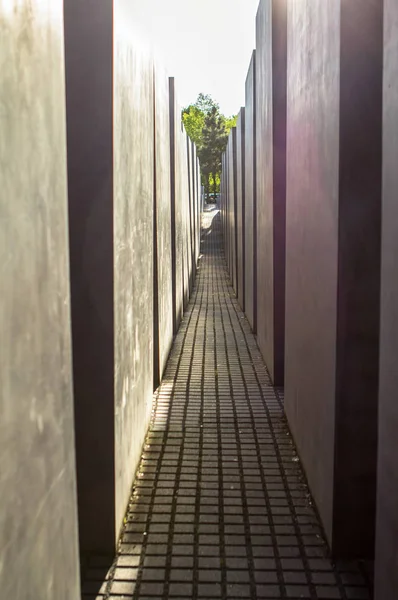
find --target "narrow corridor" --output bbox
[82,207,371,600]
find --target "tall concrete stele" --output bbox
[375,0,398,598]
[1,0,201,598]
[285,0,383,558]
[221,1,398,591]
[64,0,202,560]
[1,1,80,599]
[256,0,287,387]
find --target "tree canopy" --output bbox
[182,94,237,198]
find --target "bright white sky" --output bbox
[128,0,260,117]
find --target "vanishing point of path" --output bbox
[82,206,371,600]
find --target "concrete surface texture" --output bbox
[187,138,195,292]
[65,0,201,557]
[224,141,231,275]
[0,1,80,598]
[114,3,155,540]
[181,129,191,308]
[169,78,184,335]
[225,138,231,275]
[154,65,173,388]
[228,129,238,295]
[244,51,257,333]
[236,108,246,312]
[375,1,398,597]
[64,0,116,553]
[285,0,382,556]
[256,0,287,387]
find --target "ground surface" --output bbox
[82,206,371,599]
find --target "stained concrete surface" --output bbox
[187,137,195,293]
[64,0,116,553]
[114,3,154,538]
[0,1,80,598]
[244,51,257,333]
[228,129,238,295]
[154,66,173,387]
[169,78,184,335]
[225,139,230,275]
[256,0,287,387]
[65,0,155,553]
[181,129,191,309]
[374,1,398,597]
[285,0,382,557]
[236,108,246,312]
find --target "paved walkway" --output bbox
[83,207,370,600]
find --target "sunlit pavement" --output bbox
[82,207,371,600]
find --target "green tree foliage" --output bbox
[182,94,237,199]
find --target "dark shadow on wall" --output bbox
[79,554,116,597]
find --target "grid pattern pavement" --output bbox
[82,206,371,600]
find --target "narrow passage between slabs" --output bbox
[84,205,371,600]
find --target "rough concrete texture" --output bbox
[0,1,80,598]
[245,51,257,333]
[187,135,195,295]
[224,151,229,257]
[169,78,184,334]
[224,144,230,274]
[64,0,116,553]
[114,2,154,537]
[256,0,287,386]
[193,145,200,265]
[375,1,398,597]
[236,109,246,311]
[181,128,191,308]
[228,129,237,294]
[285,0,382,557]
[154,65,173,387]
[65,0,155,552]
[226,139,231,274]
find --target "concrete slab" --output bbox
[64,0,116,553]
[187,137,195,293]
[114,16,154,537]
[256,0,287,386]
[374,2,398,597]
[245,51,257,333]
[65,0,154,552]
[154,66,173,388]
[169,78,184,334]
[228,129,238,294]
[285,0,383,557]
[236,109,246,311]
[0,1,80,597]
[179,128,190,309]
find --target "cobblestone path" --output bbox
[82,206,371,600]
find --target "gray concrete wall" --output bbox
[236,109,246,311]
[154,66,173,387]
[169,78,184,334]
[189,139,195,285]
[245,52,257,332]
[181,128,191,308]
[64,0,116,553]
[228,129,237,293]
[285,0,382,556]
[256,0,287,386]
[225,141,231,274]
[194,148,201,264]
[0,1,80,598]
[114,9,154,535]
[375,1,398,596]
